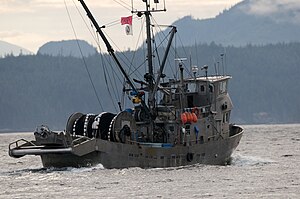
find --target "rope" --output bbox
[112,0,132,11]
[64,0,104,111]
[72,0,127,110]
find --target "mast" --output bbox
[144,3,155,111]
[78,0,131,87]
[134,0,168,114]
[150,26,176,102]
[79,0,172,120]
[78,0,152,115]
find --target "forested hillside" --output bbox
[0,40,32,57]
[162,0,300,46]
[37,40,97,57]
[1,42,300,131]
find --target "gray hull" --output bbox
[38,129,243,169]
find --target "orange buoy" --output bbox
[181,113,188,124]
[192,107,200,118]
[187,112,193,123]
[191,113,198,123]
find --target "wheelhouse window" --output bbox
[219,81,227,94]
[187,83,197,93]
[223,112,230,123]
[199,84,213,94]
[200,85,205,93]
[209,84,214,93]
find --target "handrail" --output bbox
[9,139,36,150]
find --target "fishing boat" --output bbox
[9,0,243,168]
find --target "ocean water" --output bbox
[0,124,299,198]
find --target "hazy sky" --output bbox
[0,0,242,53]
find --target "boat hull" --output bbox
[39,129,243,169]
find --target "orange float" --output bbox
[187,112,193,123]
[192,107,200,118]
[181,112,188,124]
[191,113,198,123]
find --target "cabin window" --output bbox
[223,112,230,123]
[187,83,197,92]
[200,85,205,93]
[220,81,227,94]
[200,84,213,93]
[209,84,214,93]
[225,112,230,122]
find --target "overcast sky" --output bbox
[0,0,243,53]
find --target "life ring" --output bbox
[192,107,200,118]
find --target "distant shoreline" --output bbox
[0,131,32,134]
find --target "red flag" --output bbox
[121,16,132,25]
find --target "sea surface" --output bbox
[0,124,299,198]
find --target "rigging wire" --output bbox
[101,28,145,82]
[96,38,125,112]
[150,16,177,79]
[64,0,104,111]
[68,0,188,109]
[71,0,99,47]
[112,0,132,11]
[69,0,159,110]
[95,34,119,112]
[126,16,147,78]
[127,17,146,76]
[122,16,147,108]
[72,0,127,109]
[151,22,176,83]
[94,29,122,105]
[102,60,119,112]
[175,34,194,78]
[150,15,194,80]
[108,57,123,104]
[152,27,161,69]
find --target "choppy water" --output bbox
[1,124,300,198]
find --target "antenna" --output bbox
[213,57,218,76]
[175,58,187,64]
[175,58,187,71]
[220,53,224,76]
[132,0,166,13]
[224,48,227,75]
[214,62,218,76]
[195,40,199,67]
[175,58,187,112]
[201,65,208,78]
[192,66,199,79]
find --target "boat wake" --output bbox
[230,154,275,166]
[3,163,105,176]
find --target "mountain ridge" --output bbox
[37,40,97,57]
[0,40,32,57]
[1,42,300,131]
[160,0,300,46]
